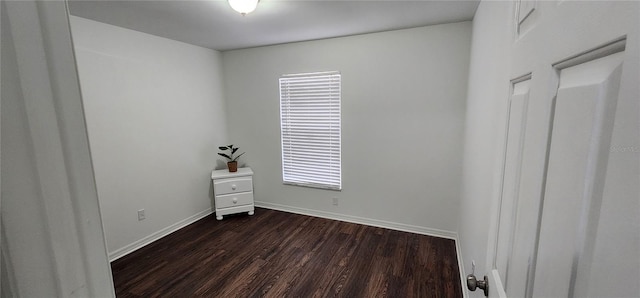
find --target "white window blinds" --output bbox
[279,71,342,190]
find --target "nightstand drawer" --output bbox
[214,177,253,195]
[215,192,254,209]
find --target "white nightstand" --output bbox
[211,167,254,220]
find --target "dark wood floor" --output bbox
[112,208,462,297]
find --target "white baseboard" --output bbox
[254,201,457,240]
[108,208,213,262]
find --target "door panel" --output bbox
[503,80,538,298]
[534,49,624,298]
[491,77,532,298]
[516,0,538,37]
[494,77,530,296]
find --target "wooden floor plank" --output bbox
[111,208,462,297]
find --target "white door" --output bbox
[2,0,115,296]
[488,1,639,297]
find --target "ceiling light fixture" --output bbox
[228,0,259,16]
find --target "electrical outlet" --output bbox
[138,209,145,221]
[332,197,339,206]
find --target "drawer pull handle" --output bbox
[231,185,237,190]
[232,198,238,204]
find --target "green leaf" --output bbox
[227,144,234,149]
[232,148,239,154]
[232,152,245,161]
[218,153,232,160]
[218,146,228,150]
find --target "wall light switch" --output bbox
[138,209,145,221]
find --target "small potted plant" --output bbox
[218,144,245,172]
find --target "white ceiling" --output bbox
[68,0,480,51]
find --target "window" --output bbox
[279,71,341,190]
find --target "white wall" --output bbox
[222,22,471,235]
[458,2,512,295]
[70,17,228,258]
